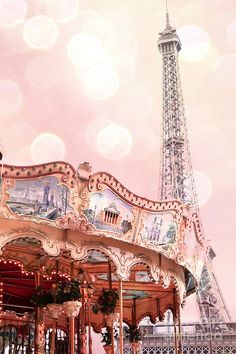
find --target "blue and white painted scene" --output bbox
[7,176,71,220]
[83,189,133,235]
[141,212,176,247]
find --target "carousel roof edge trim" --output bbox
[0,161,205,300]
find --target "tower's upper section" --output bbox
[158,9,197,206]
[158,13,181,54]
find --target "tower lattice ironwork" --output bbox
[157,9,231,325]
[158,13,197,207]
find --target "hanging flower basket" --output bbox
[92,288,119,316]
[124,325,145,350]
[46,303,63,319]
[31,279,82,318]
[63,300,82,318]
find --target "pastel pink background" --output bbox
[0,0,235,328]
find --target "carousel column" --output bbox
[108,260,115,354]
[87,285,94,354]
[35,271,45,354]
[119,280,123,354]
[79,286,87,354]
[173,290,178,354]
[177,304,183,354]
[131,299,135,354]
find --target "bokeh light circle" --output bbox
[82,65,119,100]
[0,0,27,27]
[0,80,22,115]
[31,133,65,163]
[178,25,210,62]
[68,33,109,69]
[81,17,114,41]
[43,0,79,23]
[194,170,212,206]
[96,124,132,160]
[23,15,58,49]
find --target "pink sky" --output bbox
[0,0,235,322]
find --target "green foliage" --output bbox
[93,288,119,315]
[31,279,81,307]
[124,325,143,343]
[31,286,54,308]
[56,279,81,302]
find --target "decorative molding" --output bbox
[2,162,77,189]
[88,172,183,213]
[0,227,60,257]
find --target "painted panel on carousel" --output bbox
[7,176,71,220]
[83,189,133,236]
[140,212,177,248]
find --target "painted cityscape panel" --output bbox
[140,212,176,247]
[7,176,71,220]
[83,189,133,235]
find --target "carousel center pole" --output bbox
[177,303,183,354]
[173,289,178,354]
[88,295,92,354]
[119,280,123,354]
[69,317,75,354]
[35,271,45,354]
[108,259,115,354]
[131,298,137,354]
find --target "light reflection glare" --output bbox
[0,80,22,115]
[43,0,79,23]
[178,25,210,62]
[194,170,212,206]
[0,0,27,27]
[23,15,58,49]
[31,133,65,163]
[96,124,132,160]
[82,65,119,100]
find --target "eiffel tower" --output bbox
[130,4,236,354]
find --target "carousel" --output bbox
[0,159,205,353]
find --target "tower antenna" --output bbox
[165,0,170,28]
